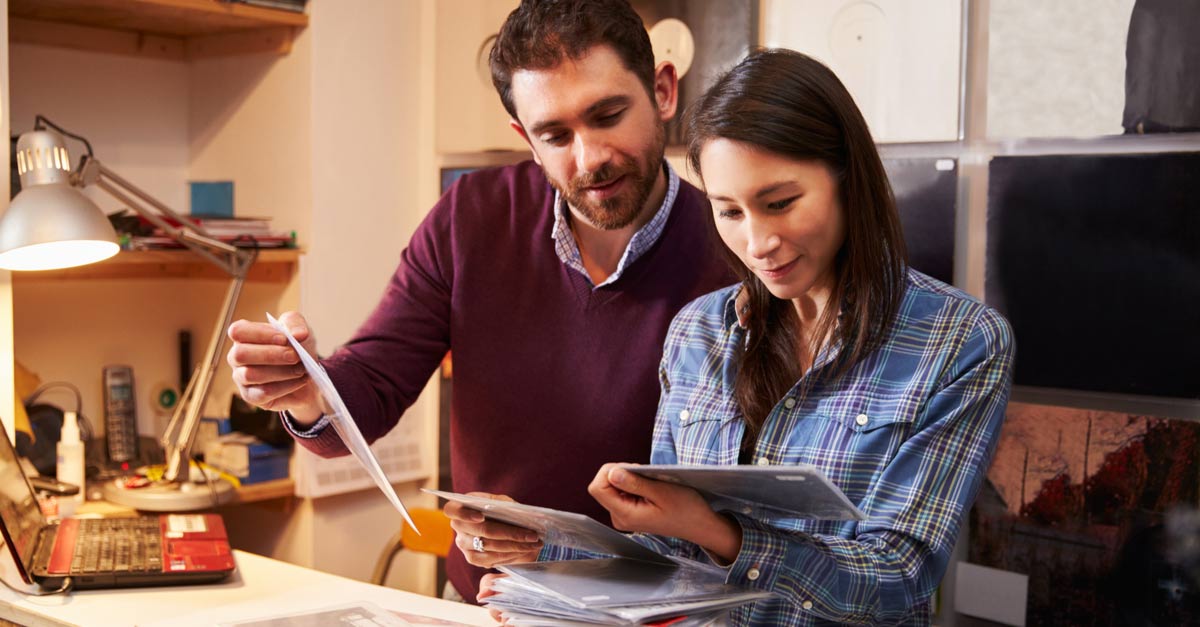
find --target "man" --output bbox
[226,0,731,602]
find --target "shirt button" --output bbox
[756,457,770,466]
[747,567,760,581]
[680,409,690,421]
[802,600,813,610]
[783,397,796,409]
[855,413,869,426]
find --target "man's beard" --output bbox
[552,123,666,231]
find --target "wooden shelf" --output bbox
[12,248,301,284]
[9,0,308,60]
[229,477,294,505]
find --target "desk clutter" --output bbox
[110,212,296,250]
[203,432,290,486]
[196,396,293,486]
[16,358,292,514]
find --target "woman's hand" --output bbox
[588,463,743,563]
[444,493,543,569]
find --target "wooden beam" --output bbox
[186,26,294,59]
[12,250,299,284]
[10,0,307,37]
[9,17,185,61]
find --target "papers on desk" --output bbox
[267,313,419,535]
[423,489,772,625]
[220,601,480,626]
[221,601,409,626]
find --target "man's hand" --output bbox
[226,311,331,426]
[588,463,743,563]
[444,492,543,569]
[478,573,509,624]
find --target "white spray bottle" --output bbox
[56,411,86,517]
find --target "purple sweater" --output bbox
[295,161,732,600]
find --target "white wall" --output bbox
[9,44,190,215]
[987,0,1137,138]
[188,30,313,242]
[299,0,440,594]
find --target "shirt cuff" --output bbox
[722,512,790,591]
[279,410,331,439]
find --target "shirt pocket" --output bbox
[781,393,920,503]
[664,374,740,465]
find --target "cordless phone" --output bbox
[102,365,139,464]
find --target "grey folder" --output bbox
[623,463,866,521]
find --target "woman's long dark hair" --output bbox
[684,49,907,442]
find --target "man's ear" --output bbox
[653,61,680,122]
[510,119,541,166]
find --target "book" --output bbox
[117,214,295,250]
[227,0,308,13]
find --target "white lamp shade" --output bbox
[0,183,120,270]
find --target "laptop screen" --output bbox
[0,422,49,577]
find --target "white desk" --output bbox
[0,550,494,627]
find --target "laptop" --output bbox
[0,421,236,590]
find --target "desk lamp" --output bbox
[0,116,256,510]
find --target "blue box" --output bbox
[243,441,290,484]
[189,181,234,218]
[204,434,290,485]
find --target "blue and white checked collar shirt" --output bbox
[550,160,679,288]
[543,270,1015,626]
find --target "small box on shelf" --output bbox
[189,181,235,218]
[204,433,290,485]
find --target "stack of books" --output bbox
[125,216,295,250]
[428,468,863,626]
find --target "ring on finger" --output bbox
[472,535,486,553]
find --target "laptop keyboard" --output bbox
[69,517,162,575]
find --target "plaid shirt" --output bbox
[550,161,679,288]
[543,270,1014,626]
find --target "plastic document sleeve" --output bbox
[267,313,419,534]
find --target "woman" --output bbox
[488,49,1014,626]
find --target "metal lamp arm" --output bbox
[161,272,248,483]
[73,156,256,484]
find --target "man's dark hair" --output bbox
[489,0,655,121]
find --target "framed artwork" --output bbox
[883,157,957,285]
[985,152,1199,407]
[988,0,1200,138]
[968,401,1200,625]
[760,0,964,143]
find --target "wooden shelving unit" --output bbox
[229,477,295,504]
[11,248,301,284]
[9,0,308,60]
